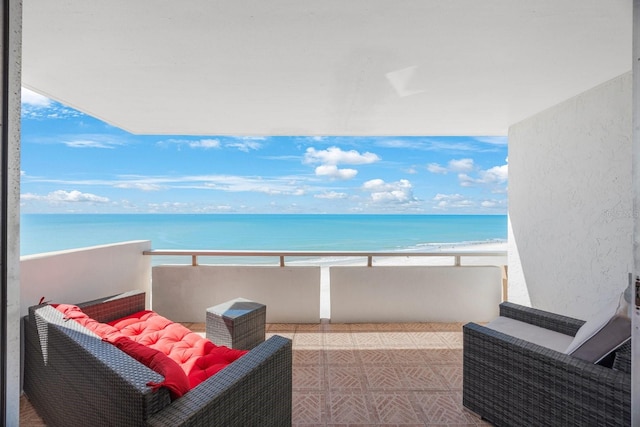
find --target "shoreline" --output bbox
[284,240,508,267]
[147,240,508,267]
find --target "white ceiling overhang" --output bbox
[21,0,632,136]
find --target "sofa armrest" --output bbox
[463,322,630,426]
[147,335,292,427]
[499,301,585,336]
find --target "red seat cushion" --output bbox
[54,305,248,395]
[108,310,248,388]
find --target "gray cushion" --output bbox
[485,316,574,353]
[564,291,631,363]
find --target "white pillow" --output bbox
[565,290,631,363]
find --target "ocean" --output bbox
[20,214,507,264]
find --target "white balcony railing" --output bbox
[20,243,507,324]
[145,249,507,323]
[143,249,507,267]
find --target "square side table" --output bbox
[206,298,266,350]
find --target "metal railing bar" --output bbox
[143,249,506,267]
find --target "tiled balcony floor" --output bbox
[20,322,489,426]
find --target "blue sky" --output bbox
[20,88,508,214]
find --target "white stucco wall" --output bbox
[152,265,321,323]
[330,266,502,323]
[20,241,152,316]
[508,72,633,320]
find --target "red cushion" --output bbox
[54,304,123,342]
[187,341,249,388]
[111,336,190,400]
[55,304,248,391]
[110,311,248,388]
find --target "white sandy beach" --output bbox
[289,240,508,267]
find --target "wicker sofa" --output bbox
[463,302,631,427]
[23,290,292,426]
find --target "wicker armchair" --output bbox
[23,290,292,426]
[463,302,631,427]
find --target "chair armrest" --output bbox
[147,335,293,427]
[463,322,630,426]
[499,301,585,336]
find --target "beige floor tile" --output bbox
[294,365,325,390]
[414,391,479,425]
[352,331,384,346]
[293,348,324,365]
[363,365,405,390]
[327,392,376,424]
[371,392,422,424]
[324,331,355,347]
[292,391,326,425]
[326,348,358,365]
[327,365,365,391]
[357,348,393,365]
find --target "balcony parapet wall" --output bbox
[20,240,152,316]
[151,265,321,323]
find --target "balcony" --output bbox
[21,320,490,426]
[19,241,505,425]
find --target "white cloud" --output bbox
[63,139,120,149]
[459,164,508,187]
[315,165,358,180]
[362,179,416,204]
[375,139,427,149]
[433,193,474,210]
[473,136,508,146]
[21,190,109,203]
[304,146,379,180]
[21,88,86,121]
[158,138,259,151]
[448,158,474,172]
[428,158,475,174]
[315,191,347,199]
[189,139,221,149]
[29,174,312,197]
[304,146,380,165]
[227,140,262,152]
[21,88,51,107]
[427,163,448,174]
[404,166,418,174]
[114,183,164,191]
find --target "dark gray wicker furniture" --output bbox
[23,290,292,426]
[463,302,631,427]
[207,298,266,350]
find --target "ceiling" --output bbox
[21,0,632,136]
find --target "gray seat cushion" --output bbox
[485,316,574,353]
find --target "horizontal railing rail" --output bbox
[143,249,507,267]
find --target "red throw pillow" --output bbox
[111,336,190,400]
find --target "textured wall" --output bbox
[330,266,502,323]
[508,72,633,320]
[20,241,152,316]
[152,265,321,323]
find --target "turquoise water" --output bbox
[20,214,507,262]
